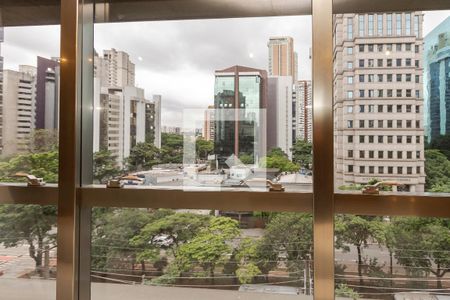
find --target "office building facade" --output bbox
[268,36,298,81]
[203,105,215,141]
[424,17,450,143]
[35,56,60,130]
[334,12,426,192]
[2,66,37,156]
[294,80,313,143]
[267,76,293,157]
[214,65,267,166]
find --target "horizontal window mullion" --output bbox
[335,193,450,217]
[79,187,313,212]
[0,185,58,205]
[333,0,450,14]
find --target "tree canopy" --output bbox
[291,140,312,169]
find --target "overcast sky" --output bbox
[2,11,449,127]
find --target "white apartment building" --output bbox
[267,76,293,158]
[294,80,312,143]
[2,66,37,156]
[94,48,135,88]
[334,12,426,192]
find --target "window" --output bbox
[414,14,420,37]
[406,136,412,143]
[359,90,365,97]
[387,74,393,82]
[347,61,353,69]
[387,59,392,67]
[359,150,365,159]
[359,59,364,67]
[396,104,402,113]
[406,58,412,66]
[368,89,374,97]
[415,44,419,53]
[346,105,353,113]
[415,105,420,113]
[388,135,393,143]
[359,74,365,82]
[368,120,374,128]
[368,44,374,52]
[407,166,413,174]
[406,74,412,82]
[368,14,374,36]
[406,120,412,128]
[377,74,383,82]
[407,151,412,159]
[416,136,420,143]
[368,105,375,113]
[378,135,383,143]
[388,150,393,159]
[387,120,393,128]
[346,46,353,54]
[348,150,353,158]
[388,166,394,174]
[377,58,383,67]
[405,13,411,35]
[368,74,374,82]
[387,89,393,97]
[387,104,393,112]
[347,91,354,98]
[416,120,420,128]
[396,13,402,35]
[359,135,365,143]
[359,105,365,113]
[387,13,393,36]
[378,150,384,158]
[348,135,354,143]
[348,165,354,172]
[347,76,353,84]
[415,74,420,83]
[396,73,402,82]
[359,120,365,128]
[378,105,383,112]
[359,15,365,37]
[378,89,383,97]
[377,14,383,35]
[378,166,384,174]
[397,136,402,143]
[347,17,354,39]
[406,89,412,97]
[396,89,402,97]
[397,120,403,128]
[396,43,402,51]
[369,151,374,159]
[347,120,353,128]
[398,166,403,174]
[368,135,374,143]
[359,44,365,52]
[406,43,412,51]
[396,58,402,67]
[369,165,374,173]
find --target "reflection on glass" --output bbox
[91,208,313,299]
[0,204,57,300]
[334,11,450,194]
[335,214,450,300]
[92,17,313,192]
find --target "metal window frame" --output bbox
[1,1,449,300]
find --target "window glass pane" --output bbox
[0,204,57,300]
[0,16,60,185]
[92,14,312,192]
[91,207,313,299]
[335,214,450,300]
[334,10,450,195]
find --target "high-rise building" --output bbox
[94,49,135,88]
[294,80,312,143]
[268,37,298,81]
[424,17,450,143]
[1,66,37,156]
[35,56,60,130]
[93,49,161,166]
[214,65,267,166]
[203,105,215,141]
[267,76,293,158]
[334,12,425,192]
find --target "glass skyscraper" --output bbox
[424,16,450,142]
[214,65,267,167]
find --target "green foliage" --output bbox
[93,150,121,183]
[161,133,183,164]
[27,129,59,153]
[389,217,450,288]
[236,263,261,284]
[0,205,57,271]
[291,140,312,169]
[260,148,299,173]
[238,153,254,164]
[258,213,313,273]
[175,217,240,276]
[427,134,450,160]
[424,149,450,191]
[127,142,161,171]
[335,283,360,299]
[338,184,364,191]
[91,208,174,272]
[0,151,59,183]
[131,212,210,257]
[196,138,214,160]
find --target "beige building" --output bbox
[202,105,215,141]
[294,80,312,143]
[94,48,135,88]
[1,66,37,156]
[334,12,426,192]
[268,36,298,81]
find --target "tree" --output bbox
[127,142,161,171]
[195,138,214,161]
[260,148,299,172]
[175,217,240,278]
[427,134,450,160]
[424,150,450,191]
[335,283,360,300]
[335,215,385,285]
[93,150,121,183]
[27,129,59,153]
[161,133,183,164]
[238,153,254,165]
[390,217,450,289]
[130,212,210,258]
[0,205,57,277]
[0,151,59,183]
[91,208,174,273]
[291,140,312,169]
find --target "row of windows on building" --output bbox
[347,73,420,84]
[347,149,421,159]
[346,104,420,114]
[346,119,421,129]
[347,58,420,69]
[346,89,420,98]
[347,43,420,54]
[347,165,421,175]
[347,135,422,144]
[346,13,419,39]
